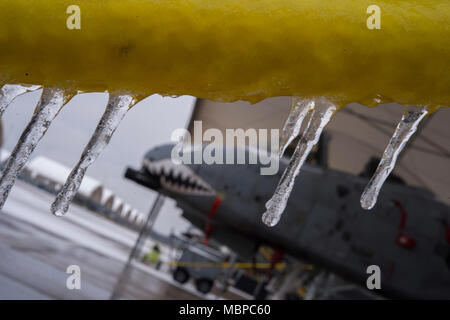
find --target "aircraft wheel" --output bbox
[173,267,190,284]
[195,278,213,294]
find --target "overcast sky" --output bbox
[3,90,195,234]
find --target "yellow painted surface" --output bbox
[0,1,448,107]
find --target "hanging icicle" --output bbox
[51,94,135,216]
[262,97,337,227]
[0,87,72,209]
[0,84,41,117]
[360,106,429,210]
[279,97,314,157]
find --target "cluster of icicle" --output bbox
[0,85,136,216]
[0,84,430,226]
[262,96,429,227]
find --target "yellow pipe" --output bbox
[0,1,448,107]
[167,261,286,270]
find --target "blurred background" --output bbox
[0,91,448,300]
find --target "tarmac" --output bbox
[0,180,204,300]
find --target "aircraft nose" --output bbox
[144,143,176,162]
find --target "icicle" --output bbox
[0,84,41,117]
[279,97,314,157]
[262,97,337,226]
[0,88,72,209]
[51,94,135,216]
[360,106,429,210]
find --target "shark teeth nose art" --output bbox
[143,158,216,196]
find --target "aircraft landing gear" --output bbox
[173,267,190,284]
[195,278,213,294]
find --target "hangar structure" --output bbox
[188,98,449,205]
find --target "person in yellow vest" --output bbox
[142,244,161,270]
